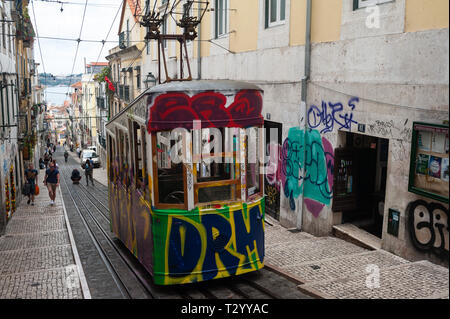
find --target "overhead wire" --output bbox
[30,0,49,102]
[65,0,89,99]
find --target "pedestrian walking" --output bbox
[64,150,69,163]
[76,147,81,159]
[43,153,50,169]
[84,158,94,186]
[39,157,45,170]
[44,162,60,206]
[24,163,38,205]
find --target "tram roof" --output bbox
[106,80,264,132]
[145,80,263,94]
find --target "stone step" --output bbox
[333,223,382,250]
[265,237,368,269]
[297,260,449,299]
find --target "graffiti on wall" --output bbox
[267,128,334,217]
[407,200,449,259]
[308,97,359,133]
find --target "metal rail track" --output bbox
[60,163,157,299]
[60,165,134,299]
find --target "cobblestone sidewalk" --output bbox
[264,215,449,299]
[0,177,89,299]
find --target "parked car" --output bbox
[87,146,97,152]
[81,150,101,168]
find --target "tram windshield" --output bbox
[152,126,262,210]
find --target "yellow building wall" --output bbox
[405,0,449,32]
[290,0,307,46]
[229,0,259,53]
[290,0,342,46]
[200,3,211,57]
[310,0,342,44]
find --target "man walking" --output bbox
[44,162,60,206]
[24,163,38,206]
[84,158,94,186]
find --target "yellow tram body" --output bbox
[106,80,265,285]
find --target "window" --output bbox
[133,122,148,192]
[246,127,262,198]
[354,0,393,10]
[215,0,228,38]
[151,126,263,210]
[136,67,141,90]
[162,15,168,48]
[153,131,186,208]
[265,0,286,28]
[194,127,240,204]
[2,18,5,49]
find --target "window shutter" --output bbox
[353,0,359,10]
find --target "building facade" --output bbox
[128,0,449,266]
[0,0,37,235]
[106,0,146,119]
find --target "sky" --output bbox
[29,0,124,76]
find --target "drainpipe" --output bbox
[197,4,202,80]
[298,0,312,230]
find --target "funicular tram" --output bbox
[105,80,266,285]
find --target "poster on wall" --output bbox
[428,156,442,179]
[417,131,432,152]
[416,154,430,175]
[431,132,446,154]
[409,122,449,204]
[442,158,449,182]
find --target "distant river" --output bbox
[44,85,72,106]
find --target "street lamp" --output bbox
[143,72,157,89]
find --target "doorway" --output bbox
[264,120,282,221]
[333,132,389,238]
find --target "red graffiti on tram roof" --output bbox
[147,90,264,132]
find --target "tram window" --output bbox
[141,125,149,193]
[246,127,262,198]
[154,132,185,206]
[198,185,234,203]
[133,122,144,190]
[194,127,240,204]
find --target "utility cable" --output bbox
[65,0,89,99]
[31,0,49,102]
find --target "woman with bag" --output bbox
[24,163,38,206]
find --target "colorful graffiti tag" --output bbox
[308,97,359,133]
[147,90,264,132]
[268,128,334,217]
[407,200,449,259]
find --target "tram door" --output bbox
[264,120,282,221]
